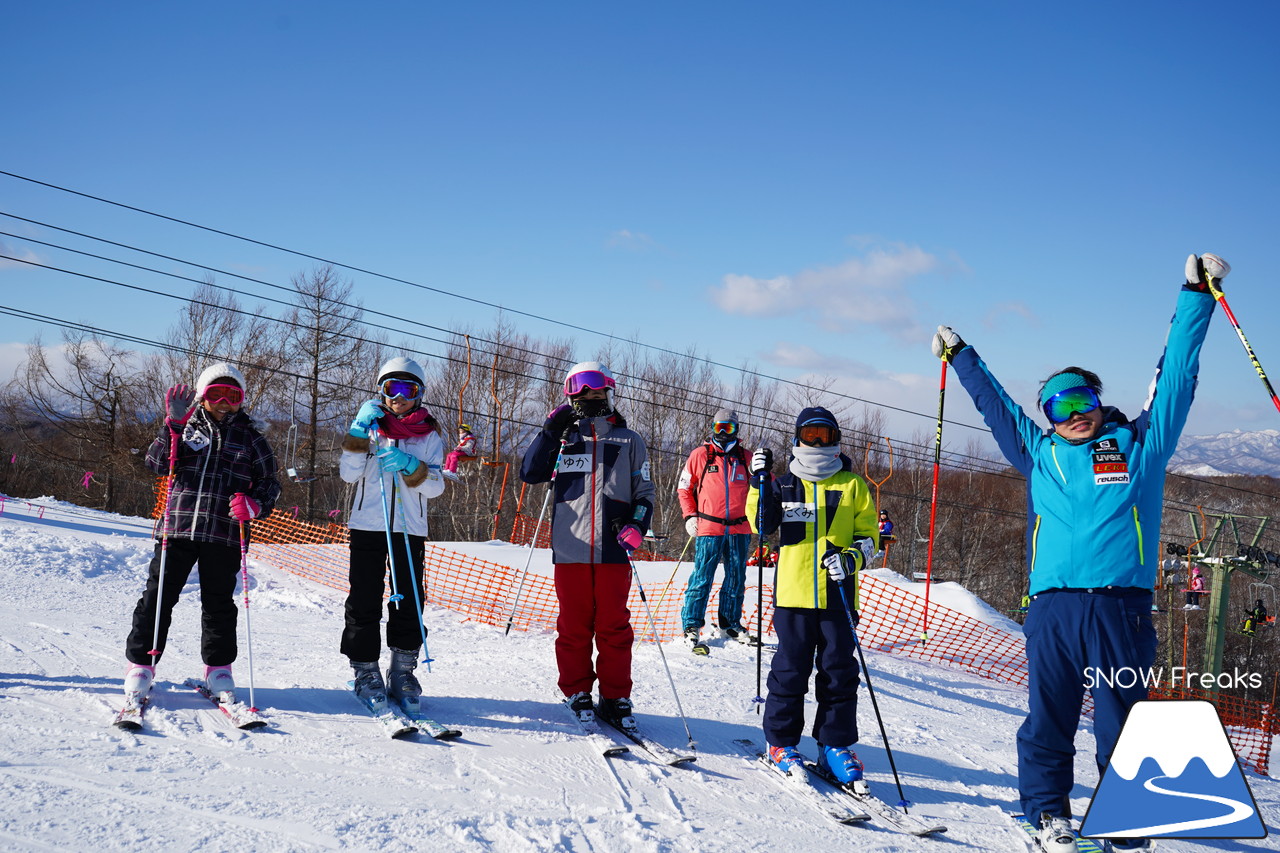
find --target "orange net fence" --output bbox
[152,484,1278,775]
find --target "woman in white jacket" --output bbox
[339,357,445,709]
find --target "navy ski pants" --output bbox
[764,579,861,748]
[1018,589,1156,821]
[680,532,751,632]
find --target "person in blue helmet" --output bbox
[746,406,879,787]
[931,253,1226,853]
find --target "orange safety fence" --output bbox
[153,482,1278,775]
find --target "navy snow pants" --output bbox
[1018,589,1157,821]
[763,579,861,749]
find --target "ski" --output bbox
[184,678,268,729]
[1010,814,1106,853]
[600,715,696,766]
[561,698,629,757]
[394,696,463,740]
[732,738,871,825]
[112,696,149,730]
[806,759,947,837]
[345,680,417,739]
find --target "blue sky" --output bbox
[3,2,1279,447]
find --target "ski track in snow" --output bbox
[0,500,1278,851]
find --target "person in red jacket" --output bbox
[677,409,760,649]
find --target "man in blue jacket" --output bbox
[931,253,1226,853]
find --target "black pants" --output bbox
[125,538,241,667]
[341,528,427,662]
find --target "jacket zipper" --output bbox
[812,481,821,608]
[590,422,599,563]
[1132,506,1144,565]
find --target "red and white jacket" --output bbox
[677,440,754,536]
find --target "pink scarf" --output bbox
[377,408,436,440]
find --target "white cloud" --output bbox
[0,239,41,269]
[606,229,658,251]
[709,244,939,342]
[983,301,1039,330]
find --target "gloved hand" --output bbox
[377,446,420,476]
[229,493,261,522]
[349,399,385,438]
[543,403,576,439]
[165,384,197,427]
[684,516,699,537]
[931,326,967,362]
[750,447,773,475]
[822,547,863,582]
[1184,253,1230,294]
[617,524,644,552]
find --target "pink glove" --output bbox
[229,493,261,522]
[617,524,644,552]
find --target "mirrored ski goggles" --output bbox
[712,420,738,436]
[1042,385,1100,425]
[564,370,615,397]
[797,423,840,447]
[203,384,243,405]
[380,378,422,401]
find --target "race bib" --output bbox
[783,501,815,523]
[558,453,591,473]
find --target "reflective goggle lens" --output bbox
[712,421,738,436]
[203,383,243,405]
[380,379,422,401]
[797,424,839,446]
[564,370,615,396]
[1042,386,1100,425]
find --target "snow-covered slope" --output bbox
[1172,429,1280,477]
[0,496,1276,851]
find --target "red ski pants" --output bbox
[554,562,634,699]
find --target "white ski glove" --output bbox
[750,447,773,474]
[685,516,699,537]
[931,326,967,363]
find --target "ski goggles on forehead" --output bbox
[797,423,840,446]
[564,370,615,396]
[712,420,738,435]
[203,384,243,405]
[379,378,422,401]
[1042,385,1100,425]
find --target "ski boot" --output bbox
[719,626,762,646]
[684,627,709,656]
[818,743,868,793]
[566,691,595,724]
[1102,840,1154,851]
[123,663,155,704]
[204,665,235,705]
[597,696,637,734]
[766,743,806,781]
[1035,814,1079,853]
[351,660,388,710]
[386,646,423,714]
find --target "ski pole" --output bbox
[147,427,181,665]
[238,520,258,711]
[391,475,433,671]
[753,458,769,714]
[649,533,693,631]
[372,428,404,608]
[837,582,910,811]
[922,358,947,643]
[504,436,567,636]
[1206,272,1280,416]
[626,552,696,752]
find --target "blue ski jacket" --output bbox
[949,289,1215,595]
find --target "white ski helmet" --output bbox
[376,356,426,387]
[563,361,615,397]
[195,362,248,402]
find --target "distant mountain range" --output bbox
[1170,429,1280,477]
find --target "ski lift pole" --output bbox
[1207,270,1280,416]
[863,436,894,567]
[922,359,947,643]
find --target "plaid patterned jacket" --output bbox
[146,408,281,546]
